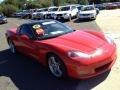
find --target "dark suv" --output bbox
[0,13,7,24]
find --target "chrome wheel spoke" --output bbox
[48,56,63,77]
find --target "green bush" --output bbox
[0,5,3,12]
[1,4,18,17]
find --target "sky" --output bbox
[0,0,3,3]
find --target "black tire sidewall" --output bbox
[47,54,67,79]
[8,40,16,54]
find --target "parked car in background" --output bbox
[31,9,44,19]
[46,7,59,19]
[105,3,118,9]
[78,5,99,20]
[0,13,7,24]
[53,5,78,21]
[76,5,84,11]
[37,7,57,19]
[33,8,48,19]
[21,10,32,19]
[113,2,120,8]
[12,10,26,17]
[95,4,106,10]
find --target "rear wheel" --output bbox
[8,40,16,54]
[47,54,67,79]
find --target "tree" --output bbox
[1,4,18,16]
[67,0,77,4]
[35,0,51,7]
[77,0,89,4]
[0,5,3,12]
[89,0,102,4]
[101,0,110,3]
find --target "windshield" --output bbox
[37,10,42,12]
[24,10,30,13]
[43,9,48,11]
[81,6,95,11]
[30,21,74,40]
[49,8,58,11]
[77,5,84,10]
[60,6,70,11]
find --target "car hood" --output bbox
[32,12,38,15]
[42,31,106,53]
[80,10,96,14]
[40,11,48,14]
[0,17,5,20]
[16,12,22,14]
[47,11,58,14]
[55,11,70,14]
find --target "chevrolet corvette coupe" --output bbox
[5,20,117,79]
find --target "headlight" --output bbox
[68,51,91,59]
[105,35,114,44]
[3,18,7,20]
[68,49,103,59]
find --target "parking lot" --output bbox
[0,9,120,90]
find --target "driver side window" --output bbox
[19,25,33,38]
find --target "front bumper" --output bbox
[54,14,70,20]
[78,14,96,19]
[65,48,117,79]
[0,19,7,23]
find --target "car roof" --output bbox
[83,5,95,7]
[59,5,77,7]
[24,20,56,26]
[48,6,57,8]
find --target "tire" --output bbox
[93,16,96,20]
[47,54,67,79]
[69,14,72,21]
[8,40,16,54]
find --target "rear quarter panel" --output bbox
[5,28,17,44]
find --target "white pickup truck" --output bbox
[52,5,79,21]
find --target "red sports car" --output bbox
[5,20,117,79]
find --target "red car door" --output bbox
[16,24,40,60]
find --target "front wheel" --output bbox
[47,54,67,79]
[8,40,16,54]
[93,16,96,20]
